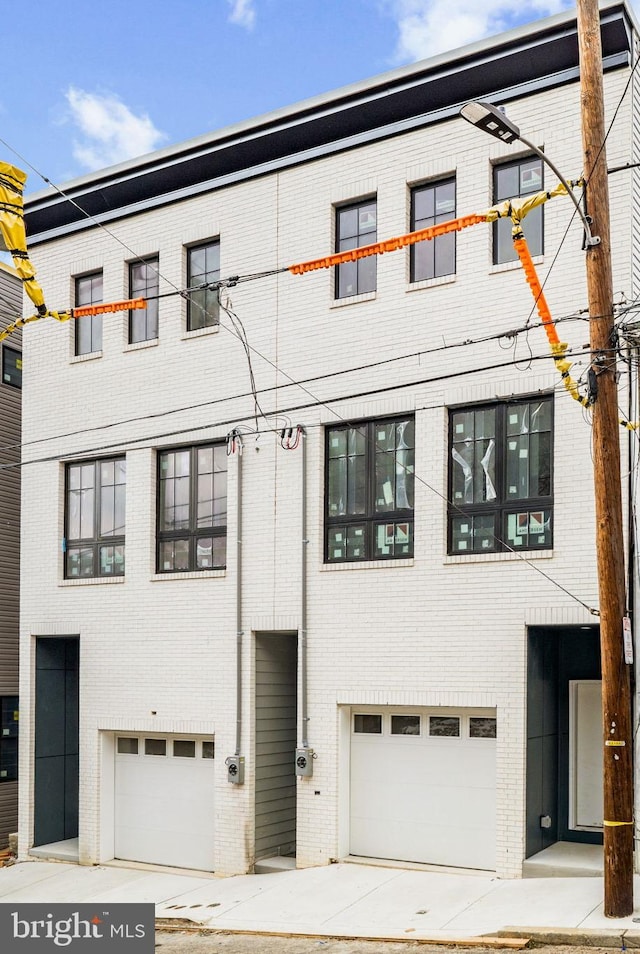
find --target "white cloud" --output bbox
[65,87,167,172]
[227,0,256,30]
[381,0,574,62]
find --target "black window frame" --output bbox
[74,271,103,356]
[128,256,159,343]
[156,442,228,573]
[325,415,415,563]
[493,155,544,265]
[64,457,126,579]
[410,177,456,282]
[2,345,21,389]
[187,241,220,331]
[0,695,18,783]
[335,197,377,299]
[447,396,553,555]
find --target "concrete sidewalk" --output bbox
[2,857,640,944]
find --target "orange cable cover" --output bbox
[73,297,147,318]
[288,215,487,275]
[512,238,560,347]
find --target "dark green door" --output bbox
[34,638,79,846]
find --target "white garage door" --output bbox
[350,708,496,870]
[115,735,215,871]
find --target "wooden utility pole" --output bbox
[577,0,634,918]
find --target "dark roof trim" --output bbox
[24,2,633,246]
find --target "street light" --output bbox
[460,100,600,248]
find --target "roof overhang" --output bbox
[24,0,634,246]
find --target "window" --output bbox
[75,272,103,355]
[187,242,220,330]
[335,199,377,298]
[117,737,138,754]
[470,717,497,739]
[493,156,543,264]
[391,714,420,736]
[326,416,414,562]
[353,714,382,734]
[202,739,215,759]
[429,716,460,738]
[129,258,159,343]
[0,696,18,782]
[157,443,227,572]
[173,740,196,758]
[410,178,456,281]
[2,346,21,388]
[65,458,126,578]
[448,397,552,554]
[145,738,166,756]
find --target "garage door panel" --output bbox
[114,735,215,871]
[350,708,495,870]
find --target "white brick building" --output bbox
[17,1,640,878]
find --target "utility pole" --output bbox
[577,0,634,918]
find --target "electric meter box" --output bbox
[225,755,245,784]
[295,748,313,777]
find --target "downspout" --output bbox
[300,426,309,748]
[235,438,243,757]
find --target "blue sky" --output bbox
[0,1,615,193]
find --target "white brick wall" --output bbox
[17,62,635,879]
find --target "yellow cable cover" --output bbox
[0,162,47,313]
[482,182,568,235]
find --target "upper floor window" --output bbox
[65,458,126,577]
[448,397,552,554]
[410,178,456,281]
[2,345,21,388]
[129,257,159,343]
[157,443,227,572]
[493,157,543,264]
[187,242,220,330]
[75,272,103,356]
[326,416,414,562]
[335,199,377,299]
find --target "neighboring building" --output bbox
[0,262,21,848]
[17,1,640,878]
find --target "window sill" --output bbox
[59,576,125,586]
[151,569,226,581]
[330,291,376,309]
[321,558,414,571]
[490,255,543,275]
[124,338,159,353]
[181,324,220,341]
[444,548,553,565]
[406,273,456,292]
[70,350,102,364]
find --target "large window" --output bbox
[335,199,377,299]
[448,397,552,554]
[493,156,544,264]
[65,458,126,577]
[157,444,227,572]
[0,696,18,782]
[187,242,220,331]
[75,272,103,355]
[410,178,456,281]
[129,258,159,343]
[326,417,414,562]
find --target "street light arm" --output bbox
[517,133,600,248]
